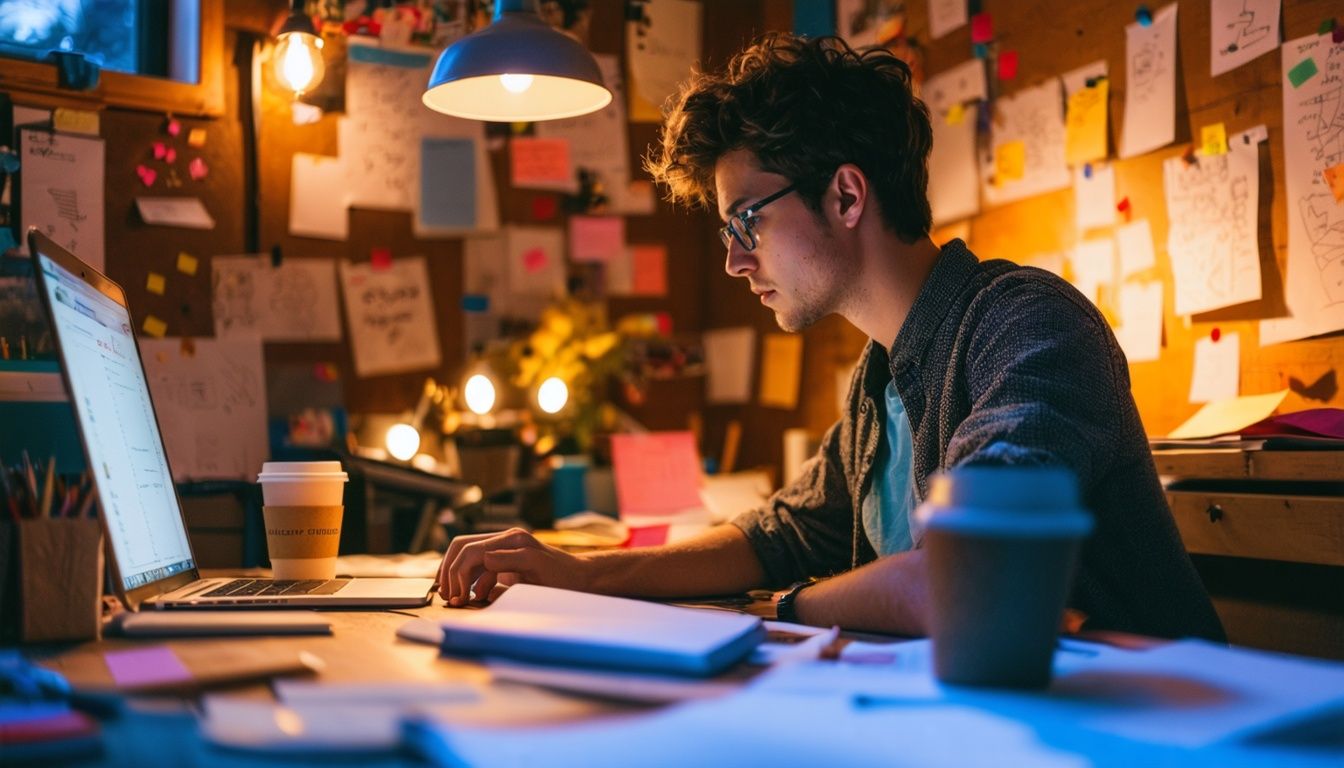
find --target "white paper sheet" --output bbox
[1189,332,1240,403]
[1120,3,1178,158]
[1116,219,1156,277]
[1260,34,1344,345]
[213,256,343,342]
[19,128,104,270]
[1069,238,1116,305]
[703,327,755,404]
[924,60,986,224]
[928,0,967,39]
[135,197,216,230]
[289,154,349,240]
[626,0,701,122]
[1164,139,1262,316]
[504,226,567,301]
[1074,164,1117,231]
[139,338,268,481]
[1210,0,1281,76]
[1114,281,1163,363]
[338,257,441,377]
[981,78,1070,206]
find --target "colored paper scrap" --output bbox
[1200,123,1228,156]
[510,137,573,189]
[946,103,966,125]
[105,647,192,688]
[997,50,1018,80]
[176,252,198,276]
[522,247,547,273]
[1324,163,1344,203]
[970,12,993,43]
[461,294,490,313]
[52,107,98,135]
[630,244,668,296]
[142,315,167,338]
[1065,80,1109,166]
[609,431,703,517]
[994,140,1026,183]
[146,272,166,295]
[136,164,157,187]
[188,157,208,181]
[569,216,625,263]
[187,128,206,147]
[1287,57,1318,87]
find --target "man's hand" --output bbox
[437,528,592,606]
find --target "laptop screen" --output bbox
[36,250,195,592]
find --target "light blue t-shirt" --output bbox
[861,380,916,556]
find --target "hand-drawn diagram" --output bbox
[1164,144,1262,315]
[1121,4,1177,158]
[339,257,441,377]
[981,78,1070,206]
[1210,0,1280,76]
[1296,53,1344,305]
[213,257,342,342]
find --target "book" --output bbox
[436,585,766,677]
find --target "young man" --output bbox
[438,34,1225,641]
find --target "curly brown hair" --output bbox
[645,33,933,243]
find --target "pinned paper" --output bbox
[506,227,566,299]
[994,140,1026,183]
[176,252,199,276]
[187,157,208,180]
[289,154,349,240]
[146,273,166,295]
[627,0,702,123]
[631,245,668,296]
[970,12,993,43]
[928,0,967,39]
[1324,163,1344,203]
[1074,163,1116,231]
[1287,56,1318,87]
[1200,123,1228,155]
[339,257,441,377]
[19,128,106,270]
[946,103,966,125]
[1069,238,1116,305]
[1120,3,1178,158]
[924,59,985,224]
[1116,219,1156,277]
[213,257,342,342]
[53,107,98,135]
[142,315,168,338]
[997,50,1018,80]
[704,327,755,404]
[1113,281,1163,363]
[418,138,477,234]
[510,137,573,190]
[569,216,625,263]
[136,197,215,230]
[1189,332,1241,404]
[1064,80,1109,166]
[187,128,207,147]
[1210,0,1281,76]
[758,333,803,410]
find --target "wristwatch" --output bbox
[773,580,814,624]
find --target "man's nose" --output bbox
[724,238,755,278]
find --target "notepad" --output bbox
[437,585,766,677]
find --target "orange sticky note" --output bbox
[145,272,166,295]
[1200,123,1228,156]
[631,244,667,296]
[510,137,572,187]
[995,140,1026,183]
[946,103,966,125]
[142,315,167,338]
[187,128,207,148]
[1323,163,1344,203]
[1065,80,1109,166]
[176,251,198,276]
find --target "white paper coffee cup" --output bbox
[257,461,349,506]
[257,462,348,579]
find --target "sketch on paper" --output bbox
[339,257,442,377]
[212,257,342,342]
[1120,4,1177,158]
[1163,143,1262,315]
[1295,67,1344,304]
[1210,0,1280,76]
[980,78,1070,206]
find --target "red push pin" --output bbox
[1211,327,1222,342]
[1116,196,1132,222]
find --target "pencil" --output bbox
[39,457,55,519]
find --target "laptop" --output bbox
[29,229,436,610]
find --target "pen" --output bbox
[39,457,55,519]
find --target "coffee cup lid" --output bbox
[257,461,348,483]
[915,466,1093,539]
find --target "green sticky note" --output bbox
[1288,57,1318,88]
[1318,18,1335,36]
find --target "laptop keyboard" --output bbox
[202,579,350,598]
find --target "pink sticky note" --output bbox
[971,12,993,43]
[166,119,181,137]
[136,164,157,187]
[164,147,177,164]
[522,246,547,273]
[624,524,670,549]
[610,431,703,518]
[997,50,1018,80]
[569,216,625,263]
[631,244,667,296]
[510,137,572,187]
[152,141,167,160]
[188,157,208,181]
[104,646,192,689]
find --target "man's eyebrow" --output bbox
[724,195,750,217]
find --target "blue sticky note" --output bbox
[461,294,490,313]
[973,43,989,59]
[348,44,430,68]
[420,138,477,230]
[793,0,835,37]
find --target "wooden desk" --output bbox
[1154,449,1344,660]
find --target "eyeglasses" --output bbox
[719,184,797,252]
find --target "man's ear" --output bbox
[830,164,868,230]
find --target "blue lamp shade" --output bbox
[423,6,612,122]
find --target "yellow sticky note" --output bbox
[1201,123,1228,156]
[758,333,804,410]
[53,107,100,135]
[142,315,167,338]
[1323,163,1344,203]
[995,140,1027,183]
[1065,80,1108,166]
[176,251,198,276]
[145,272,166,295]
[946,103,966,125]
[187,128,207,148]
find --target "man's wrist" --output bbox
[773,580,814,624]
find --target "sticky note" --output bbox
[1288,57,1318,88]
[970,12,993,43]
[1324,163,1344,203]
[175,252,198,276]
[630,245,667,296]
[1200,123,1228,156]
[510,137,572,187]
[569,216,625,263]
[146,272,166,295]
[187,128,207,147]
[997,50,1018,80]
[461,294,490,313]
[105,647,192,689]
[370,247,393,271]
[946,103,966,125]
[994,140,1026,183]
[1065,80,1109,166]
[142,315,167,338]
[522,247,547,273]
[53,108,99,135]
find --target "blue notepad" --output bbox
[437,585,766,678]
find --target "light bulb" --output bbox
[464,374,497,415]
[537,377,568,415]
[499,73,534,94]
[275,32,325,95]
[385,423,420,461]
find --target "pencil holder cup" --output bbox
[17,518,104,643]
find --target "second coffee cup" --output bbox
[257,461,348,581]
